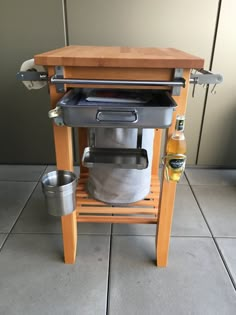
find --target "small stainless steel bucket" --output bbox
[41,170,77,216]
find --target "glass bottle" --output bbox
[165,115,186,182]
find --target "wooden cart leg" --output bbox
[61,211,77,263]
[156,69,191,267]
[156,180,177,266]
[57,127,77,264]
[53,125,77,264]
[153,128,177,266]
[48,68,77,264]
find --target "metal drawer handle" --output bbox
[96,110,138,123]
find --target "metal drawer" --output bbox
[54,89,177,128]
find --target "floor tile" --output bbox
[112,217,156,236]
[185,168,236,186]
[0,234,109,315]
[0,181,36,233]
[192,185,236,237]
[172,185,210,236]
[0,234,7,249]
[12,183,62,233]
[78,222,111,235]
[13,183,111,235]
[113,185,210,236]
[216,238,236,286]
[180,172,188,184]
[0,165,46,181]
[108,236,236,315]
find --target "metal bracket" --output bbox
[16,71,48,81]
[88,127,143,150]
[172,68,184,96]
[190,69,223,85]
[137,128,143,149]
[54,66,65,93]
[48,106,64,126]
[88,128,96,147]
[190,69,223,97]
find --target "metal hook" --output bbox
[211,84,217,95]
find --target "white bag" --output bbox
[87,128,154,204]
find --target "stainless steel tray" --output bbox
[57,89,177,128]
[82,147,148,169]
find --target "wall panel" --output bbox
[198,0,236,166]
[0,0,65,164]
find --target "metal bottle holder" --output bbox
[41,170,78,216]
[162,153,187,182]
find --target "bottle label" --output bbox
[169,158,185,169]
[176,119,185,131]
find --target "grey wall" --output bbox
[0,0,235,167]
[197,0,236,166]
[0,0,65,164]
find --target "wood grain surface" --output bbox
[35,45,204,69]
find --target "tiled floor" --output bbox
[0,165,236,315]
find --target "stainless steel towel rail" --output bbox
[16,67,223,96]
[50,77,185,87]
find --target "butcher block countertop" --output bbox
[34,45,204,69]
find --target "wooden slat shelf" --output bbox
[76,173,159,224]
[77,216,158,224]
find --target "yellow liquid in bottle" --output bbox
[166,135,186,182]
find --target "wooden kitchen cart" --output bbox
[34,46,204,266]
